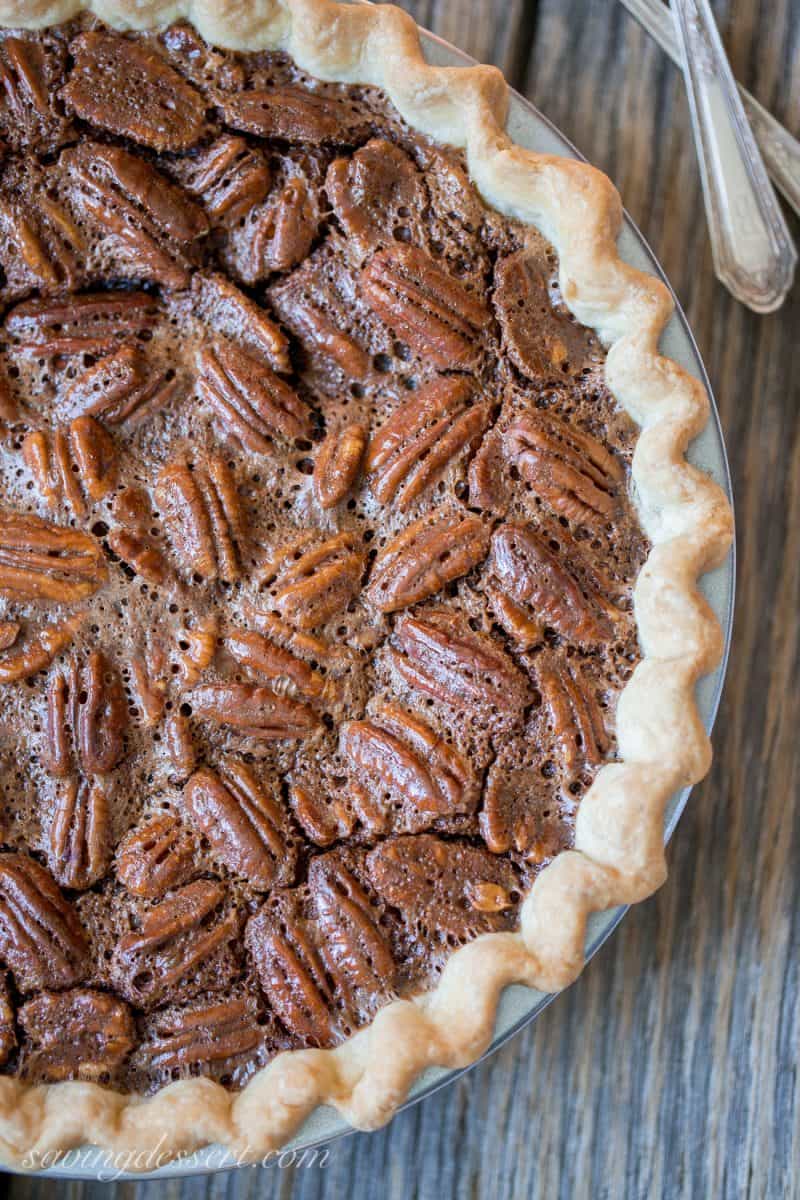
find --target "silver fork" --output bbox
[669,0,796,311]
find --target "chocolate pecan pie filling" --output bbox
[0,17,648,1093]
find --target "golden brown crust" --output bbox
[0,0,733,1170]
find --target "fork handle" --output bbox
[670,0,796,311]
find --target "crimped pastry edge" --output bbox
[0,0,734,1170]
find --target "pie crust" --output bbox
[0,0,733,1170]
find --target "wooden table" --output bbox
[5,1,800,1197]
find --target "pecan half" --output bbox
[367,834,519,947]
[309,853,396,1004]
[17,988,135,1084]
[223,86,359,144]
[245,894,334,1046]
[278,290,371,379]
[538,660,609,776]
[288,783,355,848]
[367,509,489,613]
[156,455,244,584]
[109,486,171,586]
[504,412,624,526]
[0,613,82,685]
[326,139,426,258]
[313,423,367,509]
[494,250,596,379]
[48,776,112,890]
[63,142,208,290]
[0,34,71,152]
[366,377,489,510]
[4,291,161,358]
[44,651,128,777]
[23,418,117,518]
[197,340,311,453]
[239,175,320,279]
[360,245,491,368]
[0,511,106,603]
[191,273,289,372]
[164,713,197,781]
[63,32,206,150]
[260,532,364,631]
[0,854,87,991]
[182,762,297,890]
[189,682,319,741]
[115,813,197,899]
[390,608,531,729]
[481,747,571,861]
[63,346,179,428]
[224,626,327,702]
[110,880,240,1010]
[173,614,218,688]
[0,622,18,652]
[173,135,271,226]
[0,974,15,1066]
[135,996,263,1079]
[0,194,83,295]
[489,522,612,647]
[341,703,478,832]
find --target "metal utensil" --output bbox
[619,0,800,221]
[669,0,796,311]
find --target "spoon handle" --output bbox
[671,0,797,312]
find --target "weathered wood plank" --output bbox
[5,2,800,1198]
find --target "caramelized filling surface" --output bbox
[0,18,648,1092]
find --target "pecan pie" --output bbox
[0,0,732,1170]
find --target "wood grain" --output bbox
[4,1,800,1197]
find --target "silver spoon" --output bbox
[670,0,797,312]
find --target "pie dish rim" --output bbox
[0,0,734,1171]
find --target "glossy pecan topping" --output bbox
[189,682,320,741]
[4,290,160,358]
[246,894,333,1046]
[0,613,82,685]
[0,974,15,1066]
[494,250,595,379]
[0,34,70,152]
[224,626,327,703]
[366,377,489,510]
[367,509,490,613]
[231,174,320,282]
[108,486,171,587]
[288,783,355,848]
[327,139,425,258]
[63,142,208,289]
[48,776,112,890]
[313,423,367,509]
[164,713,197,781]
[115,813,197,899]
[173,135,271,226]
[135,996,263,1079]
[0,511,107,603]
[538,660,609,777]
[182,762,297,891]
[504,412,623,525]
[259,532,365,631]
[197,339,311,453]
[63,346,179,428]
[390,608,531,730]
[18,988,135,1083]
[223,86,358,144]
[367,835,519,946]
[0,854,87,991]
[360,245,491,368]
[191,273,290,373]
[488,522,612,647]
[110,880,240,1009]
[63,32,206,151]
[0,193,83,295]
[341,702,478,832]
[43,651,128,777]
[23,417,117,518]
[156,455,244,584]
[309,853,396,1008]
